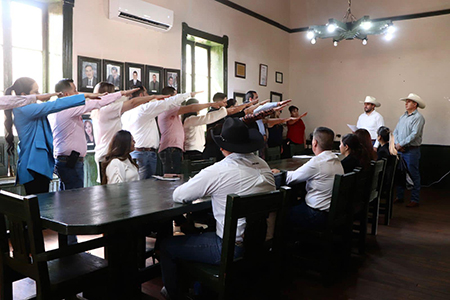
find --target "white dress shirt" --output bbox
[183,107,227,152]
[0,95,36,110]
[286,151,344,211]
[121,93,191,149]
[173,152,275,241]
[105,158,139,184]
[356,110,385,147]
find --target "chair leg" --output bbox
[371,198,380,235]
[359,212,368,254]
[384,196,391,226]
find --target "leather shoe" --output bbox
[394,198,404,204]
[406,201,419,208]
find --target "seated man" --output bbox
[160,117,276,299]
[273,127,343,230]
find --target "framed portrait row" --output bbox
[77,56,180,94]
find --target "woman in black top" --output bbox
[340,133,371,173]
[376,126,391,160]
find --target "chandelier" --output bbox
[306,0,395,46]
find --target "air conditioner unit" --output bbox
[109,0,173,32]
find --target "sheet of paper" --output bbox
[152,175,181,181]
[292,155,314,159]
[347,124,358,132]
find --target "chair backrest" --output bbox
[381,155,398,199]
[369,160,385,203]
[327,172,357,232]
[0,190,49,282]
[352,164,375,215]
[182,158,216,178]
[218,187,291,286]
[265,146,281,161]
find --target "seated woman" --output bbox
[355,128,377,161]
[376,126,391,160]
[340,133,371,173]
[101,130,139,184]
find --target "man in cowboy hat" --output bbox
[356,96,385,147]
[159,117,275,299]
[394,93,426,208]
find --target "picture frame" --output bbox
[145,65,163,94]
[103,60,124,91]
[78,56,102,92]
[235,62,246,79]
[275,71,283,84]
[270,91,282,102]
[82,115,95,150]
[233,92,245,105]
[164,69,181,93]
[259,64,268,86]
[125,63,145,90]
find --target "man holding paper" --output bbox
[355,96,385,147]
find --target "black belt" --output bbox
[57,156,84,162]
[135,147,156,152]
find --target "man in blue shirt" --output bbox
[393,93,426,207]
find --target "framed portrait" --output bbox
[270,91,282,102]
[235,62,246,79]
[103,60,124,91]
[78,56,102,92]
[125,63,145,89]
[276,71,283,84]
[164,69,180,93]
[233,92,245,105]
[259,64,268,86]
[82,115,95,150]
[145,65,163,94]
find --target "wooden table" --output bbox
[38,178,210,299]
[268,157,311,171]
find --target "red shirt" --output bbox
[287,119,305,144]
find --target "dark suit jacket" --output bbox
[129,79,142,87]
[107,75,121,88]
[149,80,159,92]
[82,76,98,88]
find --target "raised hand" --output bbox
[211,99,227,109]
[84,92,107,99]
[36,92,62,101]
[121,87,141,96]
[190,91,204,97]
[278,99,292,107]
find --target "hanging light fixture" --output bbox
[307,0,394,46]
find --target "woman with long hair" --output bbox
[340,133,371,173]
[101,130,139,184]
[355,128,377,160]
[5,77,85,195]
[376,126,393,160]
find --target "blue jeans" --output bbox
[160,232,244,299]
[397,147,421,203]
[159,147,183,174]
[289,201,328,230]
[55,159,84,244]
[131,150,157,179]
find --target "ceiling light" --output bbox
[387,25,395,34]
[333,40,338,47]
[305,0,394,46]
[385,33,393,41]
[362,38,367,45]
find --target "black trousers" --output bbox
[24,173,51,195]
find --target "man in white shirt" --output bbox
[273,127,343,229]
[160,117,275,299]
[356,96,385,147]
[121,87,201,179]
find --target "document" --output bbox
[347,124,358,132]
[152,175,181,181]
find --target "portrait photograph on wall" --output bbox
[145,65,163,94]
[103,60,124,91]
[78,56,102,92]
[164,69,180,93]
[259,64,268,86]
[270,91,282,102]
[125,63,145,89]
[276,71,283,84]
[82,115,95,150]
[235,62,246,79]
[233,92,245,105]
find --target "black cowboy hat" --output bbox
[212,117,264,153]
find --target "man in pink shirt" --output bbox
[49,79,138,191]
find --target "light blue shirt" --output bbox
[254,102,278,136]
[393,109,425,147]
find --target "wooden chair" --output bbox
[265,146,281,161]
[287,172,357,282]
[368,159,386,236]
[182,158,216,178]
[179,187,291,300]
[378,155,398,225]
[0,190,108,300]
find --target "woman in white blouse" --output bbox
[101,130,139,184]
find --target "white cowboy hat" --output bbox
[359,96,380,107]
[399,93,426,109]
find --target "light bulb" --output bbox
[387,25,395,34]
[310,38,317,45]
[333,41,338,47]
[327,24,336,33]
[361,21,372,30]
[362,38,368,45]
[307,30,315,39]
[385,33,393,41]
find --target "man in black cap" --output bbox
[159,116,276,299]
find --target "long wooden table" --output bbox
[268,157,312,171]
[38,178,210,299]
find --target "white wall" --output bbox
[72,0,291,102]
[288,9,450,145]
